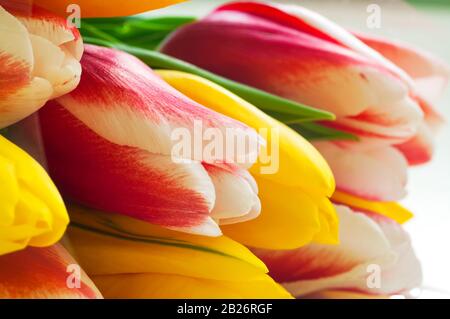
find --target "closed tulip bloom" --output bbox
[252,205,422,298]
[0,2,82,129]
[0,135,68,256]
[66,204,292,299]
[160,1,448,202]
[157,70,337,249]
[38,45,261,237]
[0,244,102,298]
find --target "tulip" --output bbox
[161,1,423,147]
[252,204,422,298]
[160,1,448,202]
[0,135,69,256]
[356,32,449,165]
[0,243,102,298]
[38,44,261,237]
[156,70,337,249]
[31,0,186,18]
[65,204,292,299]
[0,2,82,129]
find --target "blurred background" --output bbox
[145,0,450,298]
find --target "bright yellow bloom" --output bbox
[156,70,338,249]
[66,204,292,299]
[332,190,413,224]
[33,0,186,18]
[0,135,68,256]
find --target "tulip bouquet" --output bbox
[0,0,448,299]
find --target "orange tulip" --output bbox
[27,0,186,18]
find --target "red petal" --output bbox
[0,244,101,299]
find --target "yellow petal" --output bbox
[222,177,321,249]
[67,204,267,281]
[66,204,291,298]
[156,70,334,194]
[0,136,68,256]
[332,190,413,224]
[33,0,186,18]
[156,70,338,248]
[92,273,292,299]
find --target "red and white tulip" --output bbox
[161,1,449,201]
[0,244,102,298]
[37,45,261,236]
[252,205,422,297]
[0,1,82,129]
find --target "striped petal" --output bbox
[161,1,423,145]
[65,204,292,299]
[0,3,82,129]
[253,205,422,297]
[356,32,450,105]
[38,101,218,235]
[58,45,259,167]
[37,45,262,235]
[0,244,101,298]
[314,141,408,201]
[395,122,434,166]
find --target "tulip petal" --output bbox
[57,45,259,167]
[38,101,217,232]
[67,204,267,281]
[254,205,422,296]
[332,190,413,224]
[0,244,101,298]
[204,163,261,225]
[222,177,322,249]
[314,141,408,201]
[395,122,434,166]
[0,135,68,256]
[157,70,337,249]
[161,1,423,144]
[32,0,187,18]
[0,3,82,129]
[92,273,291,299]
[66,204,292,298]
[356,32,450,104]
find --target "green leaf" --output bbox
[81,16,196,50]
[290,122,359,141]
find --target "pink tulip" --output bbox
[161,1,449,201]
[0,244,102,298]
[252,205,422,297]
[0,1,82,129]
[38,45,261,236]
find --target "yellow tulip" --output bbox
[332,190,413,224]
[0,135,68,256]
[31,0,186,18]
[66,204,292,299]
[155,70,338,249]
